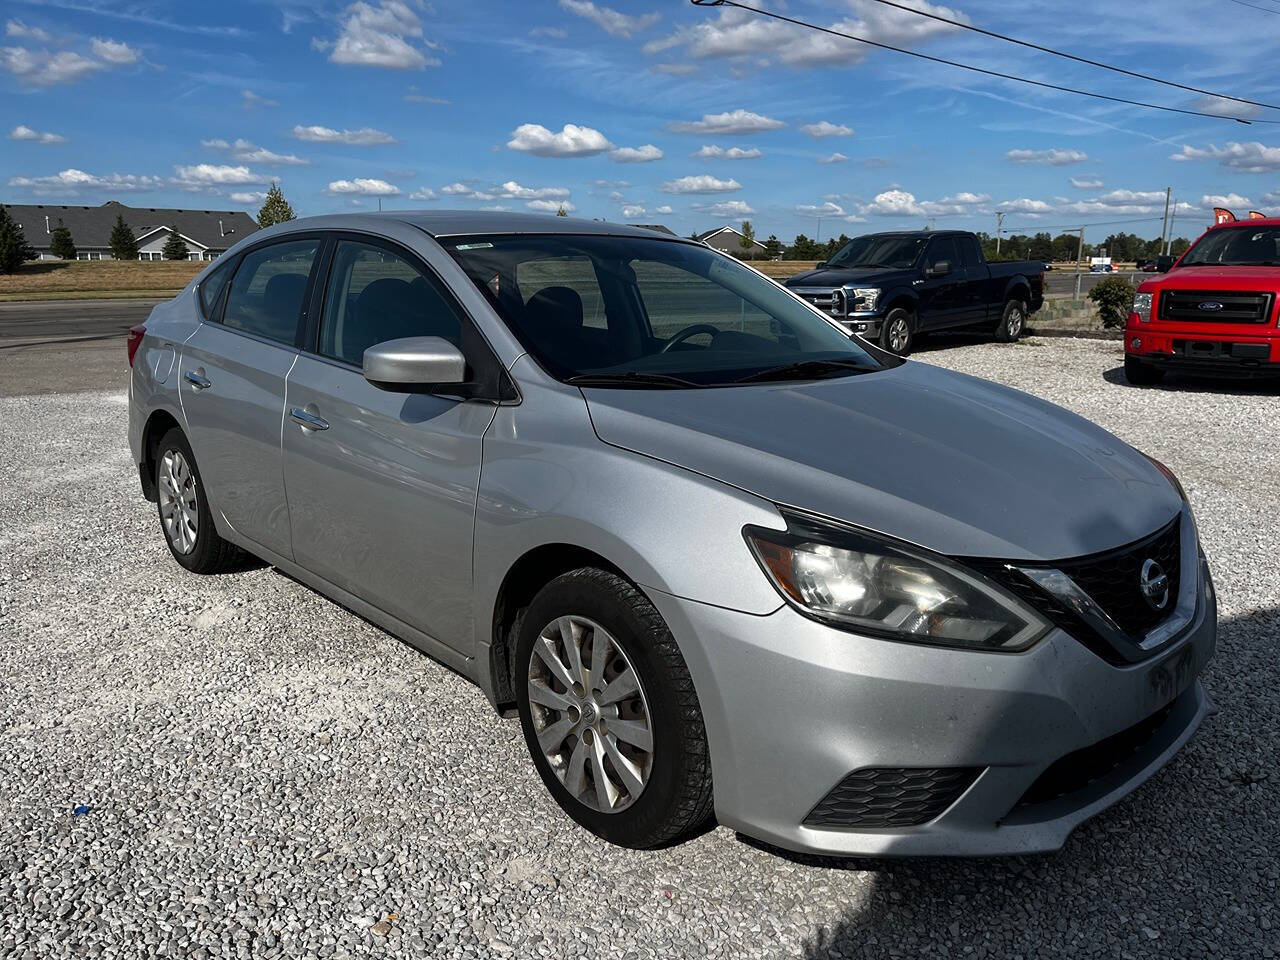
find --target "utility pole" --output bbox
[1159,187,1171,250]
[1165,199,1178,256]
[995,212,1005,257]
[1074,226,1085,299]
[816,215,822,243]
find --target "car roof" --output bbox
[1206,217,1280,232]
[280,210,689,241]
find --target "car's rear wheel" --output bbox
[994,299,1026,342]
[155,427,243,574]
[515,567,714,848]
[1124,355,1165,386]
[880,307,914,356]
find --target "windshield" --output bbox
[827,235,928,269]
[444,234,896,386]
[1180,226,1280,267]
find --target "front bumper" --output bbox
[1126,325,1280,377]
[648,558,1216,857]
[841,317,883,338]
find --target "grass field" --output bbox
[0,260,206,301]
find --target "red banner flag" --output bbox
[1214,207,1236,225]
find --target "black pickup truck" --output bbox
[784,230,1044,355]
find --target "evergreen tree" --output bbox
[162,231,190,261]
[738,220,756,258]
[109,214,139,260]
[256,183,296,227]
[763,234,782,259]
[49,219,77,260]
[556,204,569,217]
[0,206,37,274]
[788,233,823,259]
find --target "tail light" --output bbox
[126,324,146,367]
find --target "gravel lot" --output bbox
[1,337,1276,960]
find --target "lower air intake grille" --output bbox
[803,767,981,828]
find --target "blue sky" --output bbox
[4,0,1280,244]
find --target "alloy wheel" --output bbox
[159,448,199,554]
[1007,306,1024,337]
[889,317,910,353]
[526,615,654,813]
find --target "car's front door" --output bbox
[916,236,967,330]
[281,236,497,653]
[178,237,321,559]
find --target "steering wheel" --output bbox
[659,323,721,353]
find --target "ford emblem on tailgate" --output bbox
[1198,301,1224,311]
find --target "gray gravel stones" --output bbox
[1,337,1277,959]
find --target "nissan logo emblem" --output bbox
[1139,558,1170,611]
[1198,301,1224,312]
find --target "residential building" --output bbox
[694,225,767,260]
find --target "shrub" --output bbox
[0,206,37,273]
[49,219,76,259]
[1088,275,1135,329]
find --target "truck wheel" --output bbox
[994,299,1026,342]
[1124,356,1165,386]
[880,308,914,356]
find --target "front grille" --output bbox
[1158,289,1274,324]
[803,767,981,828]
[1016,696,1179,808]
[971,517,1182,665]
[793,288,846,317]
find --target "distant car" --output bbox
[1043,262,1054,271]
[1090,263,1114,273]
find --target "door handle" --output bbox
[184,371,212,390]
[289,406,330,431]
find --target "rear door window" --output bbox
[222,239,320,344]
[926,237,962,274]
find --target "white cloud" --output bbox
[6,20,52,44]
[325,0,440,69]
[941,192,990,204]
[645,1,963,69]
[800,121,853,139]
[621,204,646,217]
[669,110,785,135]
[610,144,663,163]
[694,199,755,218]
[242,89,279,109]
[480,204,512,212]
[527,199,575,212]
[173,164,269,186]
[441,181,474,195]
[292,124,397,145]
[409,187,437,200]
[1170,141,1280,173]
[559,0,659,37]
[861,189,926,217]
[496,180,570,199]
[651,62,696,76]
[529,26,567,39]
[207,138,307,166]
[229,191,267,204]
[1192,95,1260,120]
[1201,193,1251,208]
[694,144,762,159]
[327,177,401,195]
[1069,176,1103,189]
[2,47,100,86]
[819,152,848,164]
[1006,148,1088,166]
[8,167,164,195]
[660,174,742,194]
[797,202,845,216]
[90,38,139,65]
[506,122,613,157]
[998,197,1053,213]
[1094,189,1165,206]
[9,124,65,144]
[655,205,674,214]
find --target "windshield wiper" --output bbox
[732,358,874,385]
[565,371,702,389]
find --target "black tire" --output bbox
[154,427,243,574]
[515,567,714,848]
[994,299,1027,342]
[1124,355,1165,386]
[879,307,914,356]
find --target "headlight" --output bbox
[1132,292,1153,323]
[850,287,881,313]
[745,515,1050,651]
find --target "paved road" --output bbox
[1045,270,1141,297]
[0,298,159,345]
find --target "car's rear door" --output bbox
[178,236,322,559]
[280,234,497,653]
[917,236,967,330]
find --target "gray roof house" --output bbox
[695,224,767,260]
[626,223,678,237]
[2,200,259,261]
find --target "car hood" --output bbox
[1144,264,1280,289]
[582,362,1182,561]
[785,266,914,288]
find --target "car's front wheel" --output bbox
[515,567,714,848]
[880,307,914,356]
[1123,355,1165,386]
[154,427,243,574]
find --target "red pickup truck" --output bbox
[1125,218,1280,383]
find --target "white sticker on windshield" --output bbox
[454,242,493,250]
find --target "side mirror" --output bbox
[816,261,828,269]
[1156,255,1174,273]
[363,336,466,392]
[926,259,951,278]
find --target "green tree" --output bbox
[0,205,37,274]
[162,231,190,261]
[1051,232,1083,263]
[1028,232,1053,262]
[1170,237,1191,256]
[788,233,823,259]
[1088,275,1135,329]
[738,220,756,258]
[256,183,296,227]
[109,214,139,261]
[49,219,76,260]
[763,234,782,259]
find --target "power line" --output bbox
[861,0,1280,112]
[999,215,1168,233]
[689,0,1280,124]
[1224,0,1280,14]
